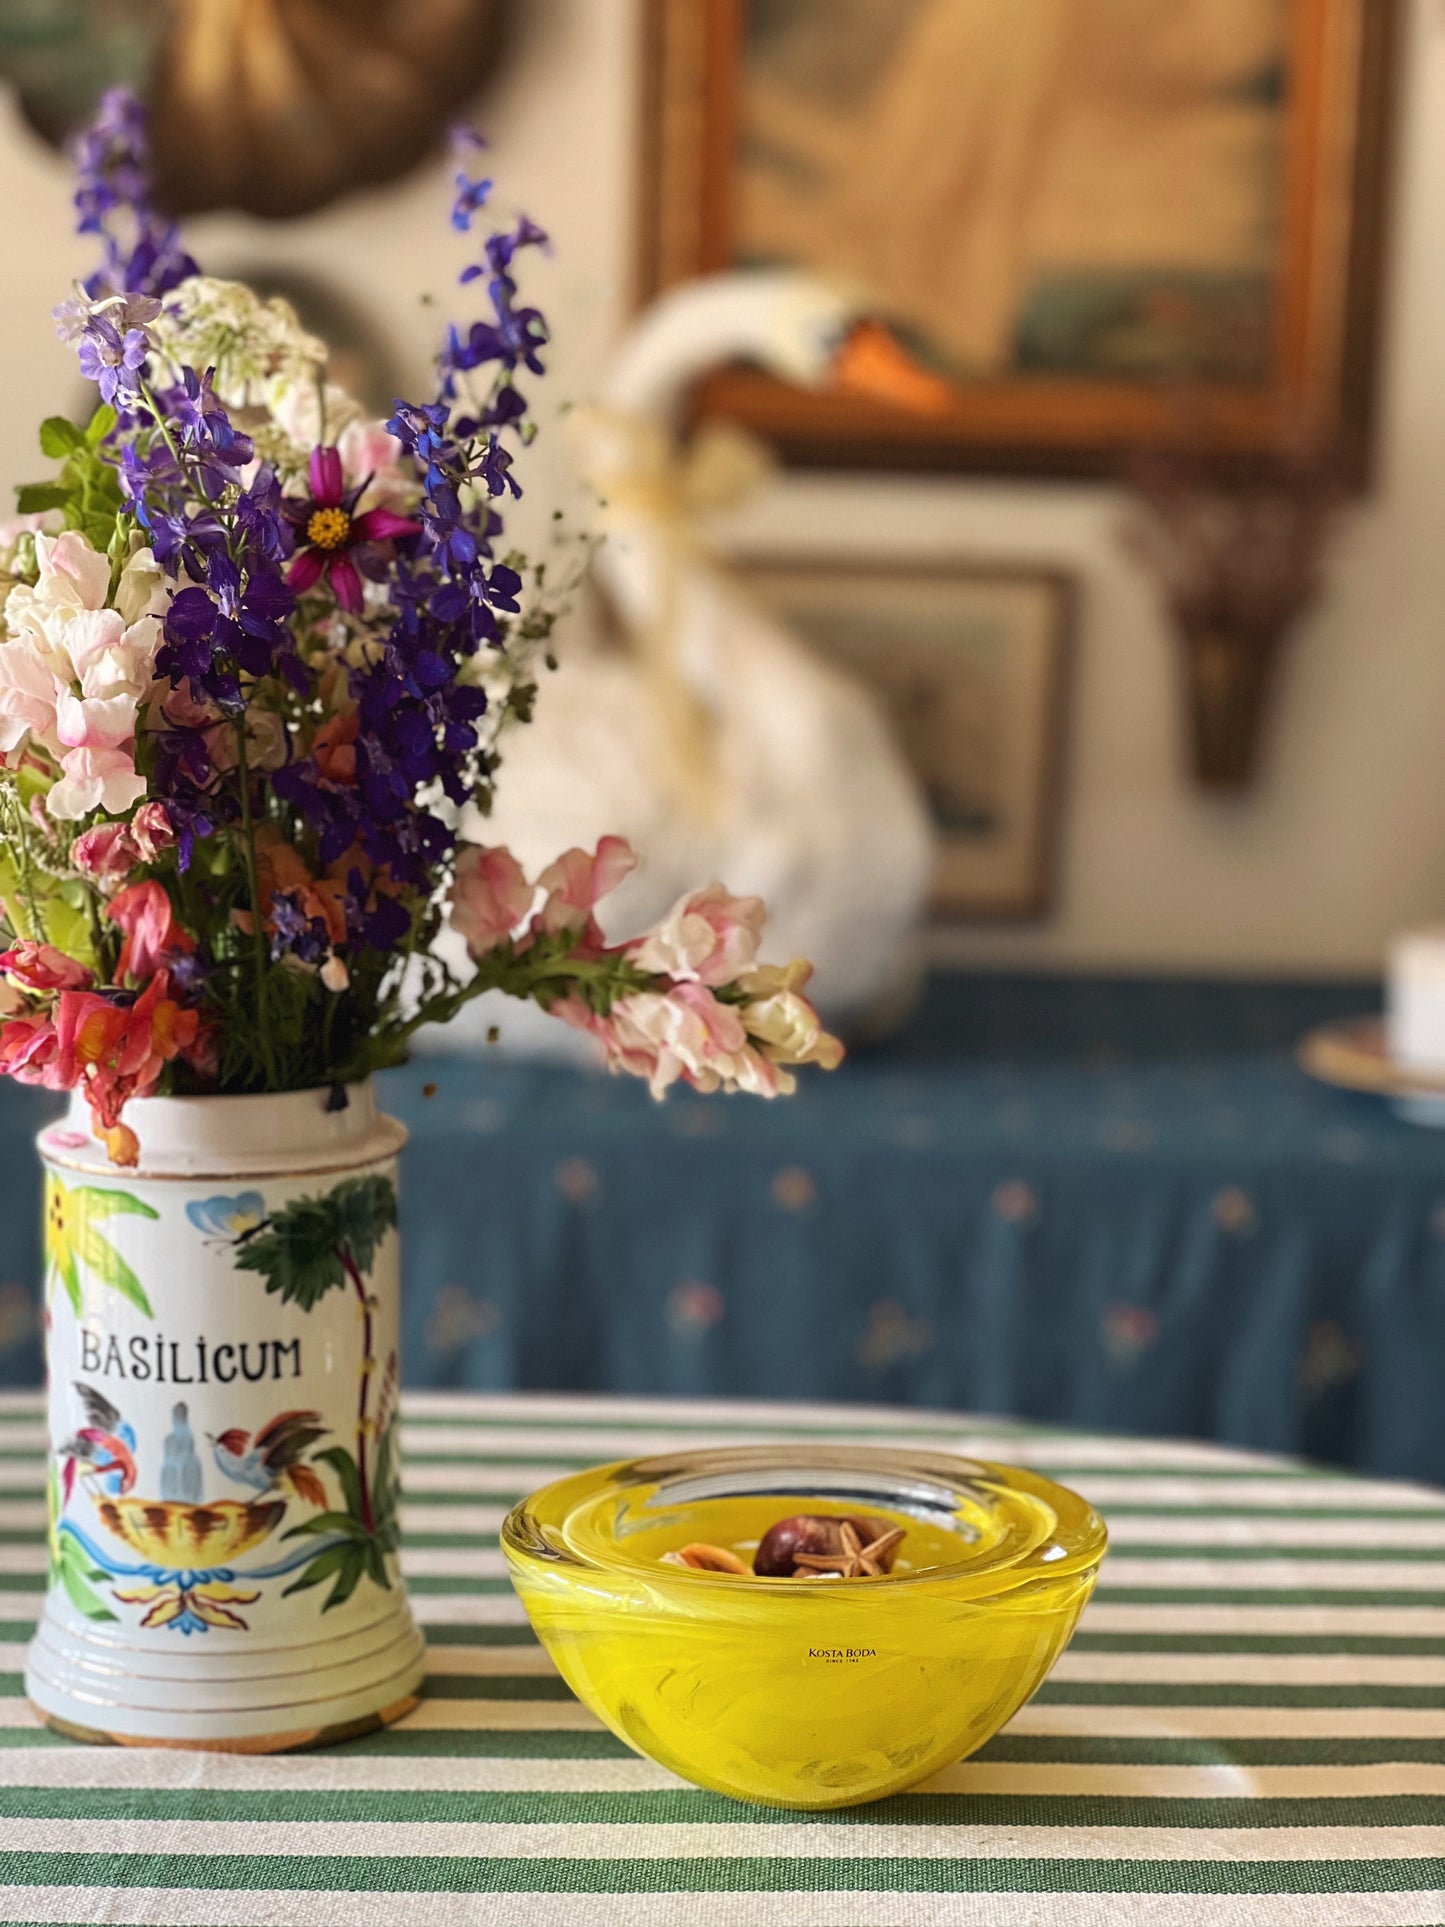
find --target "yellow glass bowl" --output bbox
[502,1444,1107,1809]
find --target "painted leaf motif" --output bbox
[139,1592,185,1629]
[189,1589,256,1631]
[70,1187,160,1222]
[313,1445,364,1521]
[74,1222,154,1319]
[323,1552,365,1613]
[46,1177,157,1318]
[233,1175,397,1309]
[57,1536,116,1621]
[282,1541,353,1596]
[282,1509,365,1542]
[55,1251,82,1316]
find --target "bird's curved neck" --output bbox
[602,273,806,424]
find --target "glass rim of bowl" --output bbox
[502,1443,1108,1599]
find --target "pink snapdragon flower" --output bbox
[108,880,193,983]
[71,821,135,892]
[73,803,175,895]
[0,941,93,993]
[531,836,636,942]
[560,982,790,1100]
[0,1010,61,1084]
[452,845,533,956]
[627,882,766,987]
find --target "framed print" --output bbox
[739,560,1074,919]
[639,0,1397,479]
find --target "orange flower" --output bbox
[313,714,359,786]
[254,828,347,948]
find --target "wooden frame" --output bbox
[738,557,1076,920]
[638,0,1398,481]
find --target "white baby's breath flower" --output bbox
[150,275,327,410]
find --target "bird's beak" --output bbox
[827,320,954,415]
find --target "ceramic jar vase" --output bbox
[25,1083,425,1750]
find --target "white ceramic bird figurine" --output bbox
[426,271,941,1059]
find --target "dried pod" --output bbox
[753,1514,837,1577]
[675,1541,751,1575]
[756,1512,908,1579]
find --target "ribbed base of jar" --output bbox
[24,1593,426,1750]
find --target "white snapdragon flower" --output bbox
[0,531,168,818]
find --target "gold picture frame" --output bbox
[740,558,1075,919]
[639,0,1398,480]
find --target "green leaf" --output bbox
[39,417,84,458]
[85,403,118,447]
[322,1554,365,1613]
[373,1424,396,1521]
[76,1225,153,1319]
[72,1187,160,1222]
[280,1510,366,1542]
[55,1250,82,1317]
[329,1175,398,1278]
[58,1555,116,1621]
[15,483,70,514]
[82,512,123,551]
[363,1539,390,1591]
[313,1445,363,1521]
[281,1542,353,1597]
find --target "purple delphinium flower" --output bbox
[268,894,331,968]
[75,311,150,407]
[72,88,198,299]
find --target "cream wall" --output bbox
[0,0,1439,976]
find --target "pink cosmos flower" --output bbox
[108,881,193,983]
[0,941,93,993]
[532,836,637,942]
[628,882,766,988]
[284,446,421,616]
[452,844,534,957]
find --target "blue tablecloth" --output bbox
[3,973,1443,1483]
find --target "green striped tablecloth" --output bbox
[0,1392,1442,1926]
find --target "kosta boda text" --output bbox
[80,1327,302,1386]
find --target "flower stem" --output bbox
[232,720,275,1087]
[339,1246,375,1534]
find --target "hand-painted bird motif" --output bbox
[159,1401,203,1504]
[211,1410,328,1508]
[57,1382,138,1503]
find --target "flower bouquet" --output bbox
[0,93,841,1166]
[15,94,840,1751]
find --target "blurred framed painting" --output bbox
[740,560,1074,919]
[639,0,1397,479]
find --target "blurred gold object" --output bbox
[0,0,506,219]
[151,0,505,216]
